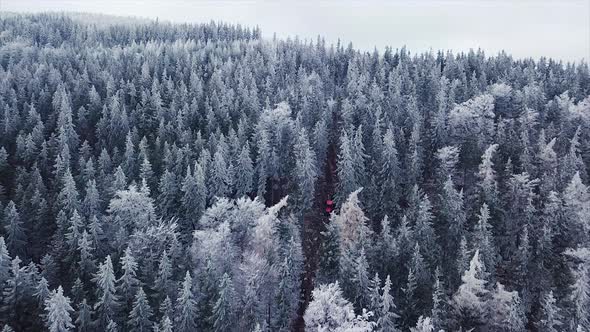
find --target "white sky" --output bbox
[2,0,589,62]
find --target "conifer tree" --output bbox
[208,149,232,199]
[537,290,563,332]
[77,231,96,282]
[57,169,80,217]
[234,142,254,198]
[293,128,318,209]
[35,277,51,308]
[128,287,153,332]
[157,170,179,218]
[93,255,119,329]
[117,247,140,313]
[3,201,26,258]
[175,271,198,332]
[379,275,400,332]
[452,250,488,330]
[155,250,173,302]
[212,273,236,332]
[75,299,92,332]
[44,286,74,332]
[473,203,497,279]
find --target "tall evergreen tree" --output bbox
[212,273,236,332]
[44,286,74,332]
[128,287,153,332]
[3,201,26,258]
[175,271,198,332]
[93,255,119,329]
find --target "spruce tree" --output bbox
[234,142,254,198]
[293,127,318,209]
[212,273,236,332]
[93,255,119,329]
[379,275,400,332]
[44,286,74,332]
[75,299,93,332]
[537,290,563,332]
[3,201,26,258]
[452,250,488,330]
[117,247,140,313]
[128,287,153,332]
[175,271,198,332]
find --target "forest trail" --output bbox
[294,143,338,331]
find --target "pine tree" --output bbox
[256,130,271,202]
[293,127,318,209]
[402,268,418,327]
[139,157,154,192]
[564,172,590,245]
[175,271,198,332]
[66,210,84,252]
[111,166,127,198]
[440,177,466,260]
[3,201,26,257]
[75,299,93,332]
[159,296,174,322]
[1,256,27,325]
[88,215,104,256]
[274,235,302,330]
[0,238,11,286]
[44,286,74,332]
[377,216,398,278]
[158,316,174,332]
[155,250,173,302]
[57,169,80,217]
[478,144,499,207]
[368,273,382,315]
[452,250,488,330]
[436,146,460,183]
[208,149,232,199]
[336,131,358,203]
[410,316,434,332]
[488,283,525,331]
[304,282,374,331]
[93,255,119,329]
[234,142,254,197]
[377,127,401,218]
[128,287,153,332]
[157,170,179,218]
[180,164,206,232]
[571,260,590,330]
[413,192,439,267]
[379,275,400,332]
[473,204,497,279]
[35,277,51,308]
[123,133,137,180]
[106,319,118,332]
[70,278,85,306]
[77,231,96,282]
[82,179,101,219]
[352,248,370,309]
[117,247,140,313]
[537,290,563,332]
[212,273,236,332]
[430,267,448,331]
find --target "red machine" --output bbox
[325,200,334,215]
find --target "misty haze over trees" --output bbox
[0,12,589,332]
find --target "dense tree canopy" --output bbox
[0,12,589,332]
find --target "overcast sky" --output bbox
[2,0,589,62]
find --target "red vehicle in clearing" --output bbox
[325,199,334,216]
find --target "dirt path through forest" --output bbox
[293,143,337,331]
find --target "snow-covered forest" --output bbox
[0,12,589,332]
